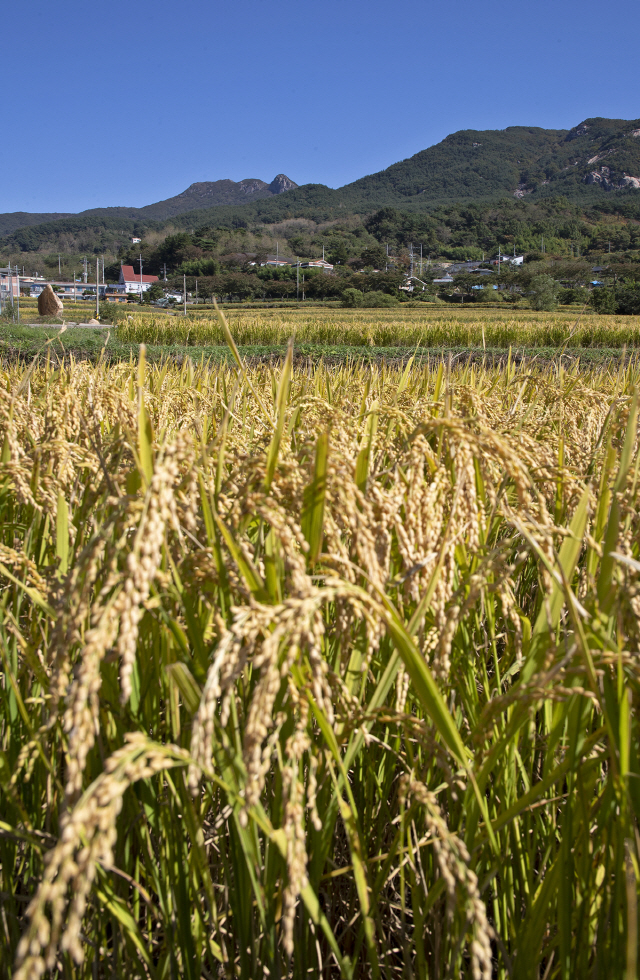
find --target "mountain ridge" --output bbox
[0,174,299,238]
[3,118,640,251]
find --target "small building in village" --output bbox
[119,264,159,296]
[0,268,21,301]
[300,259,334,271]
[261,257,291,268]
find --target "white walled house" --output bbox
[119,264,159,296]
[300,259,334,271]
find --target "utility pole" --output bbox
[498,245,501,273]
[73,271,76,303]
[83,256,88,283]
[96,258,100,319]
[58,254,61,277]
[419,243,423,276]
[102,256,105,285]
[183,274,187,317]
[195,278,198,304]
[139,253,143,303]
[385,243,389,273]
[296,259,299,301]
[163,262,167,281]
[15,266,20,322]
[276,241,279,264]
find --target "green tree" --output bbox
[589,288,617,314]
[529,274,559,311]
[341,287,363,308]
[305,274,344,300]
[357,245,387,270]
[288,236,306,256]
[452,273,477,299]
[328,240,349,266]
[146,282,165,302]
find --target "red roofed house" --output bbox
[119,264,159,297]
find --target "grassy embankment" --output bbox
[3,306,640,364]
[1,344,640,978]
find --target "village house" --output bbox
[300,259,334,271]
[104,285,128,303]
[0,267,20,301]
[119,264,159,296]
[488,255,524,267]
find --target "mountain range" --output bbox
[0,174,299,239]
[3,117,640,251]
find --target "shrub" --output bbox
[361,290,399,308]
[341,287,364,308]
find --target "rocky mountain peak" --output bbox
[269,174,298,194]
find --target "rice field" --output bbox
[4,306,640,369]
[114,306,640,351]
[1,322,640,979]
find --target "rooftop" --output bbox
[120,264,159,284]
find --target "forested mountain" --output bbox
[133,174,299,220]
[0,175,299,249]
[0,211,73,237]
[341,117,640,205]
[3,118,640,256]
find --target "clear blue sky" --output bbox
[3,0,639,214]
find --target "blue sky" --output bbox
[3,0,639,213]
